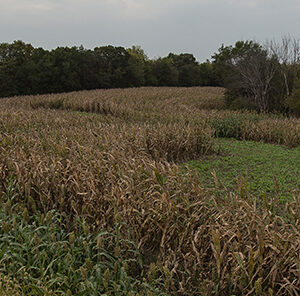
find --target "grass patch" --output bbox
[188,138,300,200]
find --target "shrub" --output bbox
[209,113,260,139]
[286,77,300,116]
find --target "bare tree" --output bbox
[228,46,279,112]
[222,37,300,112]
[266,36,300,97]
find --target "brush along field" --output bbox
[0,87,299,296]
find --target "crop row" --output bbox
[0,88,299,295]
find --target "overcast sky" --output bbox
[1,0,299,62]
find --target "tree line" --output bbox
[213,37,300,115]
[1,39,299,115]
[0,41,217,98]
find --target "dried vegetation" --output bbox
[0,87,299,295]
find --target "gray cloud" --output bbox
[1,0,299,61]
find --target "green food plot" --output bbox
[189,138,300,200]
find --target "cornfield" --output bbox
[0,87,299,295]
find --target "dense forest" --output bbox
[0,41,218,98]
[1,39,299,115]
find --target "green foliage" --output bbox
[0,41,34,97]
[224,89,257,110]
[127,45,148,86]
[198,61,217,86]
[167,53,200,86]
[211,115,244,138]
[188,138,300,200]
[0,41,221,98]
[212,40,291,113]
[151,58,179,86]
[212,40,262,86]
[286,76,300,115]
[0,182,168,296]
[210,113,259,138]
[94,46,132,88]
